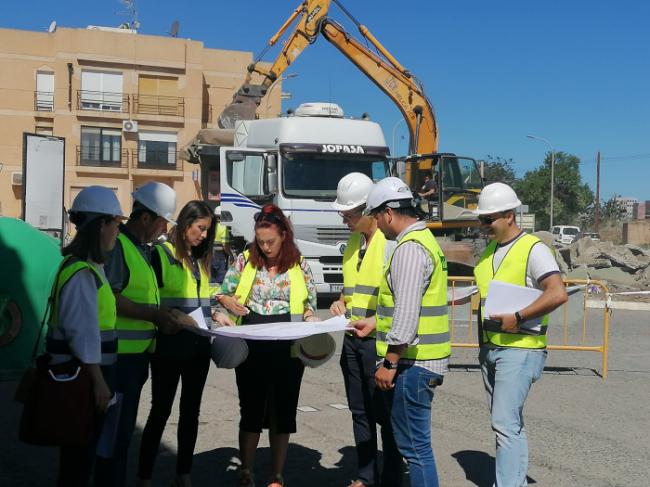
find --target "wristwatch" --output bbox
[382,358,398,370]
[515,311,526,325]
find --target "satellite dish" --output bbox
[48,21,57,33]
[169,20,180,37]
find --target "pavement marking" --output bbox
[297,405,319,412]
[328,403,349,410]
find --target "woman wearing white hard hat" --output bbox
[44,186,126,487]
[97,181,183,487]
[218,204,317,487]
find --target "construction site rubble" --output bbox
[534,231,650,295]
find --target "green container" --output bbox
[0,218,62,380]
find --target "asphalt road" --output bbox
[2,306,649,486]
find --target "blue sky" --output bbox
[4,0,649,201]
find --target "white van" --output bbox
[551,225,581,245]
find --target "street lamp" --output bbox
[526,134,556,228]
[265,73,298,117]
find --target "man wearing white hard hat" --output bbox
[354,177,449,487]
[96,181,182,487]
[473,182,567,487]
[330,173,401,487]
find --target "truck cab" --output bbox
[210,103,390,296]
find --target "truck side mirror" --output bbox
[266,154,278,194]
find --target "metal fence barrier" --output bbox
[447,276,611,379]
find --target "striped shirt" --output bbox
[380,221,448,375]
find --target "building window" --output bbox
[137,131,178,169]
[35,72,54,111]
[136,75,184,116]
[80,70,124,112]
[80,127,122,166]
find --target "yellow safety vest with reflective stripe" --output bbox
[215,223,228,246]
[233,250,308,324]
[115,233,159,354]
[474,233,548,349]
[376,228,450,360]
[47,256,117,366]
[342,230,386,328]
[156,241,212,323]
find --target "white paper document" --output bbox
[210,315,351,341]
[483,281,543,334]
[447,285,478,305]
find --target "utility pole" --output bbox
[595,151,601,232]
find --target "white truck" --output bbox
[191,102,390,295]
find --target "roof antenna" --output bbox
[169,20,180,37]
[118,0,140,30]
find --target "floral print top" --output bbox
[220,252,317,316]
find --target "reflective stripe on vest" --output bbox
[474,233,549,349]
[376,228,450,360]
[233,250,308,324]
[115,233,159,354]
[342,231,387,326]
[47,256,118,366]
[157,242,212,324]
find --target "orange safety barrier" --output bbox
[447,277,611,379]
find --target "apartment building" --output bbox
[0,25,280,221]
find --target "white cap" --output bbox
[132,182,177,224]
[332,172,374,211]
[291,333,336,368]
[474,182,522,215]
[214,206,222,217]
[69,185,126,218]
[364,177,414,215]
[210,335,249,369]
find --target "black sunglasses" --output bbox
[478,213,504,225]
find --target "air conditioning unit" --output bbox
[122,120,138,133]
[11,171,23,186]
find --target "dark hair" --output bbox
[391,205,419,219]
[168,200,215,275]
[248,204,301,274]
[62,213,114,263]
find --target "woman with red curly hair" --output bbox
[217,204,317,487]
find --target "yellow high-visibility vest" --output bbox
[474,233,549,349]
[48,256,117,366]
[376,228,450,360]
[233,250,308,324]
[114,233,159,354]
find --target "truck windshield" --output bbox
[282,154,389,199]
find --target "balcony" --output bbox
[133,94,184,117]
[34,91,54,112]
[77,90,129,113]
[131,149,183,171]
[77,146,128,169]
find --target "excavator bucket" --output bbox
[218,83,268,129]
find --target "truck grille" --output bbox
[294,226,350,246]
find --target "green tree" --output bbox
[514,151,593,230]
[480,155,517,186]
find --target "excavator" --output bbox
[217,0,483,235]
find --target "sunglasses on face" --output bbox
[478,213,504,225]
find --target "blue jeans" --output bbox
[479,347,547,487]
[382,365,443,487]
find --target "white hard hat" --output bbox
[210,335,249,369]
[69,186,126,218]
[132,182,177,224]
[332,172,374,211]
[475,182,522,215]
[292,333,336,368]
[364,177,414,215]
[214,206,222,217]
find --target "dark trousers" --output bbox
[57,364,115,487]
[95,353,150,487]
[138,352,211,478]
[340,334,403,487]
